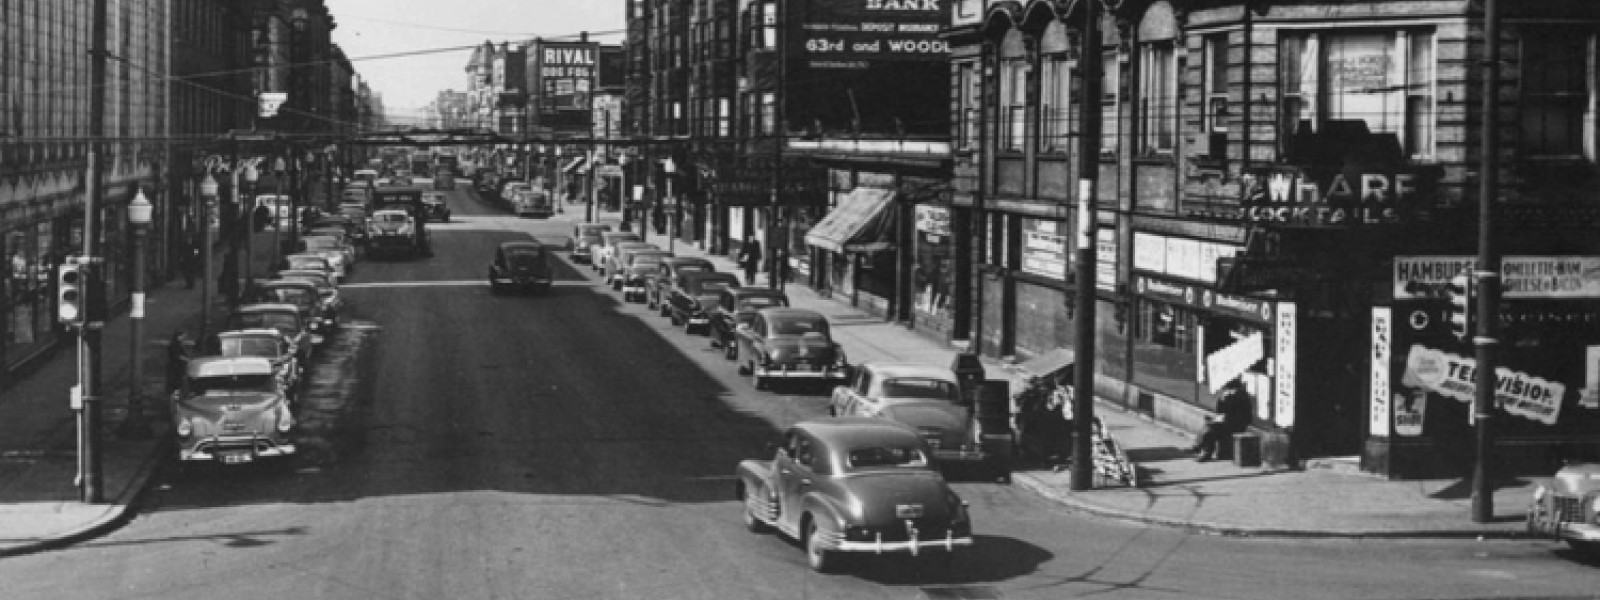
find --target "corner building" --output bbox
[946,0,1600,478]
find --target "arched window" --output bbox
[1137,2,1178,155]
[1039,21,1074,154]
[999,29,1030,152]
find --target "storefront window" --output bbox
[4,222,57,364]
[1131,298,1198,402]
[1280,29,1437,160]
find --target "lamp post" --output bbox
[199,173,218,337]
[242,163,259,299]
[663,157,677,253]
[272,155,286,269]
[116,189,154,440]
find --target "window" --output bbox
[957,62,979,151]
[999,31,1029,152]
[1139,40,1176,154]
[718,97,731,137]
[1521,30,1595,159]
[760,92,776,135]
[1202,35,1229,159]
[1102,51,1120,156]
[1280,30,1437,160]
[761,1,777,50]
[1041,57,1072,153]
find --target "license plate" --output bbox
[689,318,708,325]
[895,504,925,519]
[219,451,254,465]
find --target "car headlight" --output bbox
[1533,485,1547,503]
[176,418,193,437]
[277,409,294,433]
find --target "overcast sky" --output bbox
[330,0,625,125]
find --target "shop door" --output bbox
[1295,311,1368,457]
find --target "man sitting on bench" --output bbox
[1189,379,1253,462]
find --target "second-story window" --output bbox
[1520,29,1595,160]
[762,2,777,50]
[999,30,1028,152]
[1039,22,1073,154]
[1202,34,1229,159]
[957,62,979,151]
[761,92,776,135]
[1280,29,1437,161]
[1139,39,1176,155]
[718,97,732,137]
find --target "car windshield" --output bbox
[375,213,408,223]
[231,312,300,332]
[771,316,828,336]
[846,445,930,470]
[695,281,734,294]
[632,255,666,267]
[505,247,543,259]
[881,378,960,400]
[261,288,316,307]
[739,296,785,311]
[189,374,277,397]
[219,337,281,358]
[303,238,340,251]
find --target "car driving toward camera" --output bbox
[169,356,296,466]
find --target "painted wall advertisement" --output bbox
[1385,255,1600,441]
[798,0,950,70]
[535,42,597,112]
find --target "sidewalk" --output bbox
[0,229,285,557]
[577,209,1540,540]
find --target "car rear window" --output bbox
[231,313,299,332]
[220,338,280,358]
[881,378,960,401]
[739,296,784,311]
[190,374,277,397]
[771,317,828,336]
[287,257,327,270]
[846,446,930,469]
[506,247,544,258]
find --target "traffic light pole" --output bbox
[77,0,108,504]
[1471,0,1502,523]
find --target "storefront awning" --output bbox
[804,187,896,253]
[1014,348,1076,380]
[562,155,589,174]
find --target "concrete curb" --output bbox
[0,430,172,558]
[1008,470,1536,540]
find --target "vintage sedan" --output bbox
[616,249,673,300]
[298,235,354,277]
[735,307,849,390]
[421,191,452,222]
[736,418,973,573]
[170,356,296,466]
[709,287,789,359]
[213,328,301,395]
[605,241,658,287]
[283,253,339,284]
[666,271,742,334]
[830,364,993,469]
[567,223,612,264]
[647,257,715,310]
[1527,461,1600,555]
[592,231,641,274]
[249,279,331,338]
[488,240,554,294]
[276,269,341,318]
[225,303,315,364]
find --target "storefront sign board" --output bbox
[1096,228,1117,292]
[1370,307,1391,436]
[1395,256,1600,299]
[1133,232,1165,272]
[1274,303,1296,427]
[1402,344,1566,425]
[1202,289,1273,323]
[1137,276,1193,305]
[1022,219,1067,280]
[1164,237,1202,281]
[1207,331,1265,394]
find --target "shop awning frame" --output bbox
[562,155,589,174]
[804,187,897,253]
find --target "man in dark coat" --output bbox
[736,238,762,285]
[1190,379,1254,461]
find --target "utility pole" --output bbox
[1471,0,1502,523]
[77,0,109,504]
[768,0,787,291]
[1070,0,1104,492]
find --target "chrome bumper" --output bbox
[930,448,988,463]
[818,530,974,554]
[178,435,296,462]
[754,364,848,380]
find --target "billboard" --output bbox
[533,42,598,112]
[797,0,950,70]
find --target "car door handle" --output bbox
[799,478,812,487]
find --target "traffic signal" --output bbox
[57,262,85,327]
[1445,273,1473,341]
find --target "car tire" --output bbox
[741,484,771,534]
[724,339,738,360]
[751,364,768,391]
[670,312,681,326]
[804,518,837,574]
[737,361,751,376]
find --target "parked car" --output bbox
[734,307,850,390]
[282,252,340,284]
[607,242,662,289]
[648,257,715,311]
[248,279,331,338]
[829,363,1006,477]
[617,250,674,301]
[512,188,555,218]
[567,223,612,264]
[170,356,296,466]
[709,287,790,359]
[224,303,314,364]
[213,328,301,395]
[665,271,742,334]
[297,236,353,277]
[488,240,554,294]
[1527,460,1600,556]
[593,231,642,275]
[735,418,973,573]
[422,191,452,222]
[275,269,341,319]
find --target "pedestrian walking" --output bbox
[181,242,200,289]
[736,238,762,285]
[651,203,666,235]
[771,247,792,291]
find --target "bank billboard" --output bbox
[785,0,951,136]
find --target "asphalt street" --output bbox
[2,187,1596,600]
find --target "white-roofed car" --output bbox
[169,356,296,467]
[297,235,352,278]
[213,328,301,396]
[829,363,999,476]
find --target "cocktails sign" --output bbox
[1239,166,1437,226]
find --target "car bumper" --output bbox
[177,435,296,462]
[1532,518,1600,542]
[623,284,646,295]
[819,530,974,554]
[929,447,988,463]
[753,364,849,379]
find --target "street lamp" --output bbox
[199,173,218,336]
[272,155,287,268]
[242,162,259,298]
[663,157,677,253]
[116,189,154,439]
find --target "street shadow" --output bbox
[75,526,309,551]
[1427,476,1531,500]
[841,534,1053,585]
[1124,446,1192,462]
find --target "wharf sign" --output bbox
[800,0,949,69]
[1238,166,1437,227]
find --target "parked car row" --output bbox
[168,211,361,471]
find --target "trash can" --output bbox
[1232,432,1262,468]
